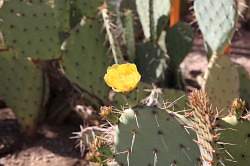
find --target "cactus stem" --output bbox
[170,0,180,27]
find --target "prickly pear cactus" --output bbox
[115,106,200,166]
[202,54,239,116]
[135,0,171,40]
[0,51,46,135]
[237,66,250,104]
[190,90,250,165]
[218,116,250,166]
[0,0,62,59]
[62,18,111,105]
[194,0,238,54]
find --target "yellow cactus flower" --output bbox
[104,63,141,93]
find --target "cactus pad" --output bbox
[115,106,200,166]
[135,42,167,83]
[55,0,71,33]
[194,0,238,53]
[123,10,136,62]
[218,116,250,165]
[135,0,171,40]
[237,66,250,104]
[0,51,45,135]
[62,19,110,104]
[73,0,104,18]
[135,0,150,39]
[203,54,239,115]
[0,0,62,59]
[166,21,193,68]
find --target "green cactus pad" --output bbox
[73,0,104,18]
[0,51,45,135]
[135,42,167,83]
[166,21,193,68]
[62,19,110,104]
[115,106,200,166]
[55,0,70,33]
[135,0,171,40]
[123,10,136,62]
[194,0,238,53]
[69,0,104,30]
[218,116,250,166]
[203,54,239,115]
[135,0,150,39]
[0,0,62,60]
[237,66,250,104]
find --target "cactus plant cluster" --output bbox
[0,0,63,134]
[0,0,250,166]
[0,0,192,134]
[114,0,194,86]
[188,1,250,164]
[194,0,250,115]
[111,0,250,165]
[189,90,250,166]
[0,0,113,133]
